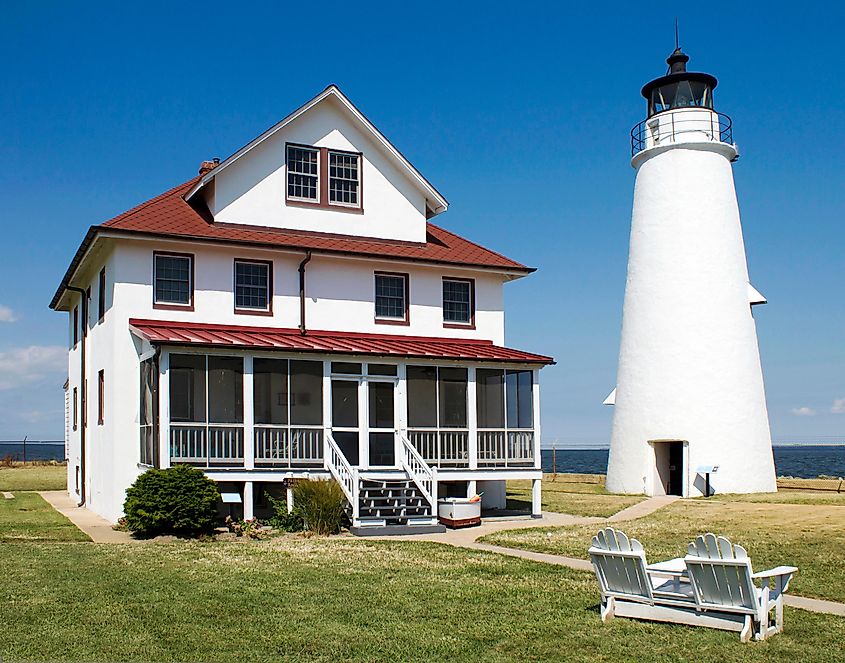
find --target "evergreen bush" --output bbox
[123,465,220,537]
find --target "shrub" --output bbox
[267,494,305,532]
[123,465,220,537]
[292,479,347,535]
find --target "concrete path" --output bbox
[607,495,679,521]
[39,491,137,543]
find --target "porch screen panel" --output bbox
[290,360,322,425]
[438,367,467,428]
[254,358,288,424]
[331,379,358,427]
[476,369,505,428]
[169,354,206,422]
[139,357,159,467]
[506,370,533,428]
[406,366,437,427]
[208,357,244,423]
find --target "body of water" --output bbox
[541,445,845,479]
[3,442,843,479]
[0,442,65,462]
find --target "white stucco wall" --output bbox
[208,96,429,243]
[606,133,777,497]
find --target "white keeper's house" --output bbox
[50,85,554,532]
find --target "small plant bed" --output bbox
[506,475,645,518]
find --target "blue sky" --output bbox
[1,2,842,445]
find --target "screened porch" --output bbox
[143,351,540,472]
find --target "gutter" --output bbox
[66,286,87,507]
[298,251,312,335]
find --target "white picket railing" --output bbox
[407,429,469,467]
[254,426,323,467]
[400,432,437,507]
[170,424,244,466]
[325,431,359,522]
[477,430,535,467]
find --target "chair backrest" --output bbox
[684,533,757,612]
[588,527,653,602]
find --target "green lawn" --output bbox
[482,497,845,603]
[508,475,645,518]
[0,464,67,491]
[1,538,844,662]
[0,492,89,542]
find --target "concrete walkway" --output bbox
[40,491,137,543]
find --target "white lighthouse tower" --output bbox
[605,47,777,497]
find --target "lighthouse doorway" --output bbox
[651,440,686,496]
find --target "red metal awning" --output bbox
[129,318,554,365]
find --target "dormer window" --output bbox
[286,145,319,202]
[329,151,360,206]
[286,143,362,211]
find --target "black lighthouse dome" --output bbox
[641,48,718,117]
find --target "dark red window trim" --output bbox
[285,142,363,213]
[153,251,195,311]
[98,268,106,321]
[442,277,476,330]
[374,271,410,326]
[97,370,104,426]
[73,306,79,346]
[233,258,274,316]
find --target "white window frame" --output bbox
[153,252,193,308]
[286,144,320,203]
[233,259,272,313]
[328,150,361,209]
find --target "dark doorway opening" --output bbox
[653,440,685,496]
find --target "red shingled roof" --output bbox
[129,318,554,365]
[99,177,530,272]
[50,176,532,310]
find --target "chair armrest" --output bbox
[753,566,798,597]
[752,566,798,579]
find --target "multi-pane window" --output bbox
[329,151,360,206]
[375,273,407,321]
[234,260,271,312]
[154,254,192,306]
[286,145,319,201]
[443,278,473,325]
[72,307,79,346]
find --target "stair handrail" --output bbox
[325,431,359,520]
[399,432,437,507]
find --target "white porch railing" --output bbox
[170,423,244,466]
[254,426,323,467]
[477,430,535,467]
[407,429,469,468]
[399,432,437,506]
[325,431,359,523]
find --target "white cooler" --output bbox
[437,498,481,528]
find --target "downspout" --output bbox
[298,251,312,335]
[67,285,87,507]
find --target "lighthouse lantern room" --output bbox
[605,46,777,498]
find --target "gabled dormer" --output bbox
[184,85,448,244]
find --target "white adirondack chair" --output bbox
[589,527,695,623]
[685,533,798,642]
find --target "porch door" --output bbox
[367,380,396,467]
[331,378,360,465]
